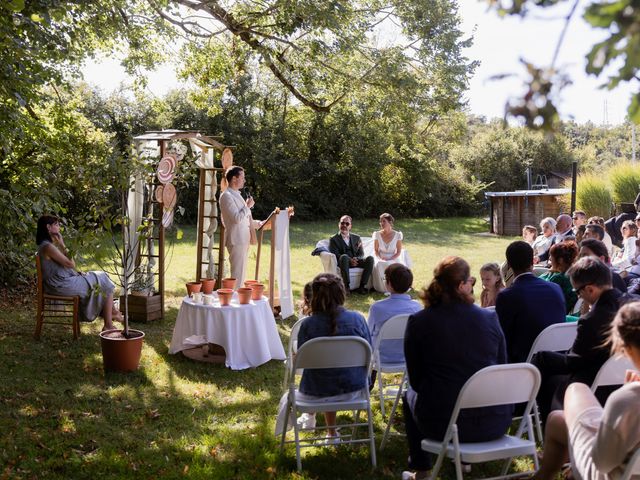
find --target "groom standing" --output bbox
[329,215,374,294]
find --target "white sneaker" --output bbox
[321,432,341,446]
[296,412,316,429]
[401,471,429,480]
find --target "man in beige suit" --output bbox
[219,166,261,286]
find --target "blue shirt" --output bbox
[367,293,422,364]
[297,308,372,396]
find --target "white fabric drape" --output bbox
[274,211,294,318]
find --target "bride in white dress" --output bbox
[372,213,412,292]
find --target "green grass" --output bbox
[0,217,523,479]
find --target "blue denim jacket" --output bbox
[297,308,372,396]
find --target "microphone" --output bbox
[243,187,252,199]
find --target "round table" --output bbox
[169,293,286,370]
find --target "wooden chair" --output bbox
[34,255,80,339]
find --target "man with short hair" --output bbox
[538,214,575,264]
[329,215,374,294]
[587,215,614,256]
[367,264,421,364]
[219,166,261,285]
[579,238,626,292]
[583,224,605,242]
[572,210,587,234]
[532,256,623,421]
[495,241,566,363]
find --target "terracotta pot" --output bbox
[99,329,145,373]
[201,278,215,294]
[244,280,259,288]
[186,282,202,296]
[237,287,252,305]
[221,277,236,290]
[250,283,265,301]
[217,288,234,306]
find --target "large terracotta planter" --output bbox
[221,277,236,290]
[250,283,265,300]
[217,288,233,306]
[99,329,145,373]
[201,278,215,294]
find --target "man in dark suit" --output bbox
[329,215,374,294]
[532,257,623,422]
[495,241,566,364]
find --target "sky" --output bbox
[81,0,635,125]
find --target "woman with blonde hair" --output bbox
[533,301,640,480]
[401,256,511,480]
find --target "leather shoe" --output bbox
[355,287,368,295]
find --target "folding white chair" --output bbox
[591,355,635,393]
[279,336,377,472]
[282,317,306,388]
[524,322,578,442]
[372,313,410,417]
[421,363,541,480]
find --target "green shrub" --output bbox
[609,162,640,204]
[575,173,613,218]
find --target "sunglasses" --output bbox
[340,221,351,226]
[572,283,592,295]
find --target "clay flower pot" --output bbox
[217,288,234,306]
[237,287,252,305]
[244,280,259,288]
[186,282,202,296]
[250,283,265,301]
[221,277,236,290]
[201,278,215,294]
[99,329,145,373]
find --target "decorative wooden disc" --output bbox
[157,156,176,184]
[221,148,233,169]
[155,185,164,203]
[162,183,176,209]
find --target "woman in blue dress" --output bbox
[36,215,121,331]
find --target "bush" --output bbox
[575,173,613,218]
[608,162,640,204]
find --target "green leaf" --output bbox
[176,229,183,240]
[4,0,25,12]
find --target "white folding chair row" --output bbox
[279,336,377,472]
[524,322,578,443]
[421,363,541,480]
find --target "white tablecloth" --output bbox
[169,294,286,370]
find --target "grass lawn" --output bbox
[0,217,524,479]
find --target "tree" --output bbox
[489,0,640,129]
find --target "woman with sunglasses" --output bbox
[401,256,511,480]
[612,220,638,273]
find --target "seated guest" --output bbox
[402,256,512,480]
[479,262,505,308]
[522,225,538,245]
[367,264,421,364]
[496,241,566,363]
[532,301,640,480]
[538,214,575,264]
[36,215,122,331]
[579,239,627,293]
[532,217,556,261]
[540,241,579,313]
[532,257,623,423]
[583,223,606,243]
[588,216,614,256]
[297,281,313,317]
[371,212,411,293]
[575,225,587,245]
[605,210,636,248]
[612,220,638,272]
[329,215,374,294]
[296,273,372,443]
[572,210,587,236]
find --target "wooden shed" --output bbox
[485,188,569,236]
